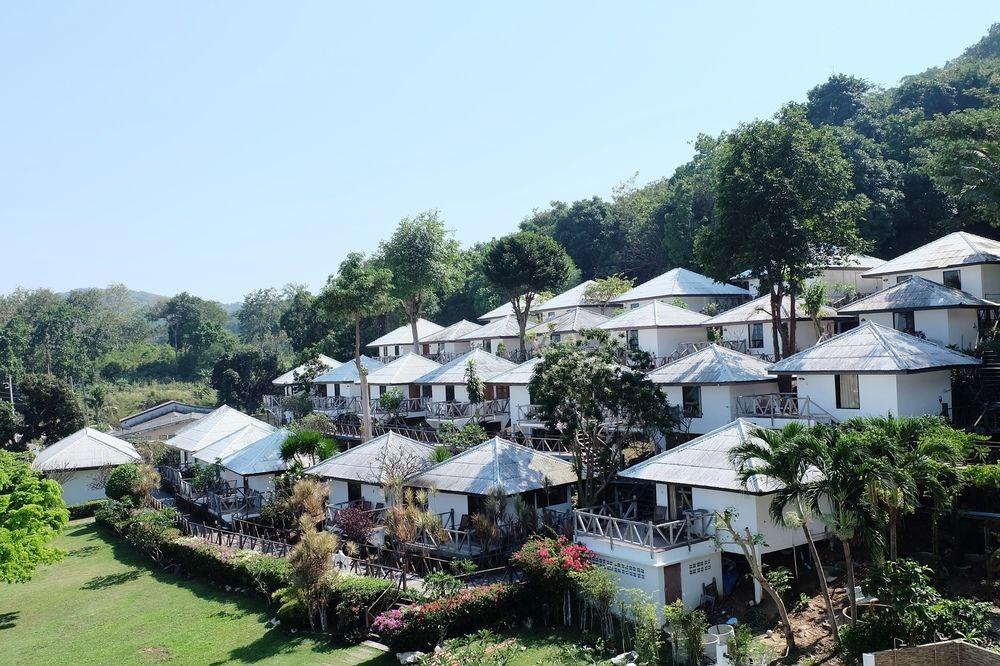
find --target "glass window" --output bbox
[630,303,640,310]
[445,385,456,402]
[483,339,492,352]
[551,333,561,343]
[896,275,912,284]
[333,383,341,397]
[393,345,400,356]
[835,374,861,410]
[627,329,640,349]
[748,323,765,349]
[893,310,915,334]
[347,482,362,502]
[682,386,703,419]
[421,385,432,398]
[943,270,962,290]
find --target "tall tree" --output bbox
[481,232,573,358]
[319,253,394,442]
[379,211,462,353]
[210,348,281,411]
[16,374,85,446]
[237,287,292,359]
[0,450,68,583]
[696,105,869,358]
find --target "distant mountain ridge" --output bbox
[60,287,240,314]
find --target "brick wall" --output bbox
[866,640,1000,666]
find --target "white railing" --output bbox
[310,395,361,413]
[735,393,837,425]
[573,509,711,555]
[427,399,509,420]
[370,396,429,414]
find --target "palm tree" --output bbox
[730,423,840,642]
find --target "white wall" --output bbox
[721,321,828,358]
[796,372,951,421]
[859,309,979,349]
[661,384,777,435]
[873,266,989,299]
[58,469,109,506]
[428,384,470,403]
[427,491,470,526]
[508,385,533,430]
[896,371,951,418]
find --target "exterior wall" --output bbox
[624,295,733,313]
[873,266,991,299]
[435,340,473,355]
[896,371,951,418]
[654,328,709,357]
[796,372,952,421]
[246,474,276,494]
[329,480,386,507]
[721,321,829,359]
[507,385,533,430]
[865,639,998,666]
[858,309,979,349]
[429,384,470,403]
[427,491,470,525]
[660,383,778,435]
[470,336,519,354]
[747,269,881,299]
[58,469,110,506]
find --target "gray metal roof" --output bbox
[645,345,777,385]
[419,320,483,343]
[314,356,384,383]
[534,281,597,313]
[479,296,543,321]
[598,300,710,330]
[458,314,522,341]
[733,254,885,279]
[305,432,437,484]
[620,419,778,494]
[32,427,140,471]
[220,429,293,477]
[364,353,442,385]
[704,294,840,326]
[863,232,1000,277]
[484,356,542,386]
[405,436,577,495]
[366,319,444,348]
[837,276,997,314]
[611,268,749,304]
[272,355,341,386]
[414,348,517,385]
[167,405,275,453]
[528,308,609,335]
[767,321,981,374]
[192,422,277,464]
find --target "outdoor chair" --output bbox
[700,579,719,612]
[653,506,668,523]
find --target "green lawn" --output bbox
[0,519,391,665]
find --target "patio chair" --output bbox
[653,506,668,523]
[700,579,719,612]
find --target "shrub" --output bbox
[68,499,108,519]
[336,506,375,546]
[105,463,140,500]
[375,583,520,652]
[161,538,291,596]
[332,576,393,641]
[95,498,135,530]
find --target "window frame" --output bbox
[835,373,861,410]
[748,323,765,349]
[942,269,962,290]
[682,386,703,419]
[892,310,916,334]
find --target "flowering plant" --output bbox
[512,536,593,582]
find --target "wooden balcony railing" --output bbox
[734,393,837,425]
[573,508,712,555]
[427,398,510,420]
[370,397,429,414]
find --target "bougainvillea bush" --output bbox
[374,582,520,652]
[511,536,595,625]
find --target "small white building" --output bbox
[484,356,543,435]
[645,345,780,436]
[115,401,213,440]
[703,294,842,360]
[457,314,522,356]
[577,419,827,612]
[837,276,994,349]
[862,231,1000,301]
[610,267,750,313]
[533,280,617,319]
[166,405,275,464]
[367,318,444,361]
[271,354,341,396]
[526,307,609,346]
[405,436,577,554]
[477,297,545,324]
[311,356,385,413]
[419,320,483,360]
[737,254,885,299]
[360,353,442,418]
[191,422,275,467]
[218,428,294,495]
[31,428,142,505]
[597,300,711,362]
[755,321,980,425]
[413,348,517,429]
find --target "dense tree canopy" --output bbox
[14,374,85,448]
[0,449,68,583]
[210,348,281,411]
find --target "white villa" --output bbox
[526,307,609,345]
[597,300,711,362]
[737,254,885,299]
[361,353,442,419]
[166,405,275,464]
[414,348,517,429]
[217,428,294,495]
[484,356,544,436]
[576,419,827,612]
[271,354,341,396]
[838,276,995,349]
[611,267,750,312]
[645,345,780,436]
[533,280,617,319]
[703,294,843,360]
[457,314,522,355]
[191,421,275,467]
[755,321,980,425]
[367,318,444,361]
[862,231,1000,301]
[31,428,141,505]
[311,356,384,413]
[418,320,483,360]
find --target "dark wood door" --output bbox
[408,384,420,399]
[664,564,682,604]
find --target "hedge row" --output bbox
[68,499,109,519]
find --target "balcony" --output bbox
[734,393,837,425]
[206,487,267,521]
[573,500,712,555]
[517,404,546,424]
[325,499,387,532]
[310,395,360,413]
[426,399,509,421]
[370,396,429,415]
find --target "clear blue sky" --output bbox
[1,3,997,303]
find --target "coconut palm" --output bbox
[731,423,840,642]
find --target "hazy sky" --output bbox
[2,3,997,302]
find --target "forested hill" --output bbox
[521,24,1000,285]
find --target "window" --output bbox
[630,303,640,310]
[393,345,400,356]
[896,275,912,284]
[682,386,703,419]
[495,384,509,400]
[333,383,341,397]
[445,385,456,402]
[627,329,640,350]
[835,374,861,410]
[483,339,492,352]
[551,333,561,343]
[748,323,765,349]
[943,270,962,290]
[893,310,915,334]
[421,385,433,398]
[377,385,386,397]
[347,482,362,502]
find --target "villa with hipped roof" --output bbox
[526,307,609,346]
[645,345,779,436]
[457,314,522,358]
[863,231,1000,301]
[611,267,749,312]
[747,321,981,426]
[414,348,517,429]
[359,353,442,419]
[311,356,384,414]
[418,320,483,361]
[271,355,341,394]
[703,294,844,360]
[736,254,885,300]
[32,428,142,505]
[597,300,711,363]
[166,405,275,464]
[574,419,826,611]
[484,357,544,436]
[532,280,619,319]
[367,318,444,362]
[191,421,276,467]
[837,276,996,349]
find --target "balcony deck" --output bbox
[734,393,836,425]
[573,500,713,555]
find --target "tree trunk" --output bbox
[514,293,532,360]
[889,507,898,561]
[802,524,839,642]
[356,317,372,443]
[788,290,798,357]
[843,538,857,626]
[769,290,783,360]
[407,299,421,355]
[748,543,796,655]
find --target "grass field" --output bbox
[1,519,591,665]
